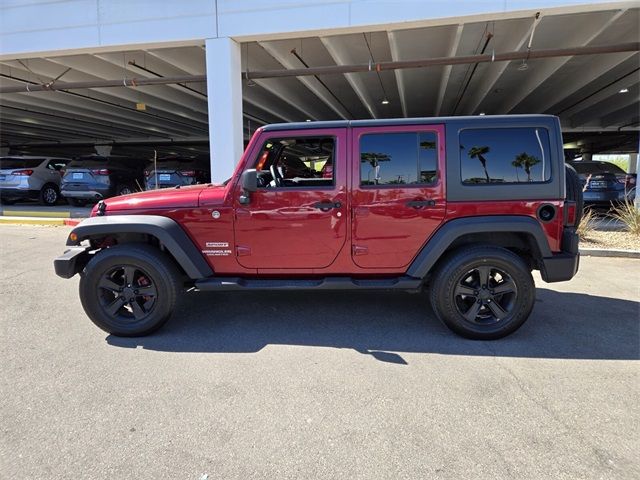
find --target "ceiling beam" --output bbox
[387,31,408,117]
[500,9,628,114]
[435,24,464,116]
[258,41,351,119]
[320,36,378,119]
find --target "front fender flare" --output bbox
[407,215,553,278]
[67,215,213,279]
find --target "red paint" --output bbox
[96,123,566,277]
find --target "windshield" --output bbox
[0,158,45,169]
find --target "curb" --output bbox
[580,248,640,259]
[0,216,67,226]
[2,210,71,218]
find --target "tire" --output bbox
[565,164,584,225]
[116,183,134,196]
[79,244,182,336]
[429,246,535,340]
[68,198,87,207]
[39,183,59,206]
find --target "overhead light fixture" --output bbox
[305,119,311,122]
[479,112,486,116]
[381,98,389,105]
[517,61,529,71]
[619,88,629,93]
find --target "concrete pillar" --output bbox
[205,37,244,184]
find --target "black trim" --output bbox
[195,276,422,292]
[540,253,579,283]
[262,114,557,131]
[54,246,90,279]
[66,215,213,279]
[407,215,552,278]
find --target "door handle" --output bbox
[313,201,342,211]
[406,200,436,208]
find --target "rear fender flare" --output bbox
[407,215,552,278]
[67,215,213,279]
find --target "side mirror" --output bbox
[241,169,258,192]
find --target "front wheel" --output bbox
[79,244,182,336]
[429,246,535,340]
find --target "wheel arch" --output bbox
[67,215,213,280]
[407,216,552,279]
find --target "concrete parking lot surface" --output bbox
[1,224,638,479]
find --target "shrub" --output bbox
[577,208,597,239]
[611,200,640,236]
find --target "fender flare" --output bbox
[407,215,552,278]
[67,215,213,279]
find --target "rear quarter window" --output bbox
[460,127,551,184]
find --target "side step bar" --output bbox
[194,276,422,292]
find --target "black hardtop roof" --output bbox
[262,114,558,132]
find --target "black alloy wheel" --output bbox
[452,266,517,325]
[429,246,535,340]
[79,244,181,336]
[98,265,158,322]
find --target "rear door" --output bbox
[350,124,446,269]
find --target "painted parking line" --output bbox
[2,210,71,218]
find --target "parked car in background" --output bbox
[567,160,636,207]
[0,156,70,206]
[61,155,148,206]
[144,154,210,190]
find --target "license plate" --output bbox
[589,181,607,188]
[159,174,171,181]
[72,172,83,180]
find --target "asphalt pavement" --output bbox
[1,224,638,479]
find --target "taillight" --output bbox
[179,170,196,177]
[91,169,110,175]
[13,169,33,176]
[564,201,577,227]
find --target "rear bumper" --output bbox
[54,246,90,278]
[540,227,580,283]
[61,188,109,200]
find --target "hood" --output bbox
[99,184,208,211]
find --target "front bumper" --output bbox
[540,227,580,283]
[54,246,91,278]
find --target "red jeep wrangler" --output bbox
[54,115,582,340]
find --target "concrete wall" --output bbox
[0,0,629,59]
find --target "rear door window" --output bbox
[359,131,438,186]
[460,127,551,184]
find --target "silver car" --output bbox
[0,156,70,206]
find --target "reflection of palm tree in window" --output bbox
[511,160,521,182]
[361,152,391,184]
[468,146,491,182]
[419,140,436,183]
[512,152,541,182]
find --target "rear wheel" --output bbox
[429,246,535,340]
[79,244,182,336]
[39,183,59,206]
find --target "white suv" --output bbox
[0,156,70,206]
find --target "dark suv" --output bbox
[568,160,636,207]
[61,155,148,206]
[144,155,210,190]
[54,115,581,340]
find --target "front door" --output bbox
[233,128,347,270]
[350,124,446,269]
